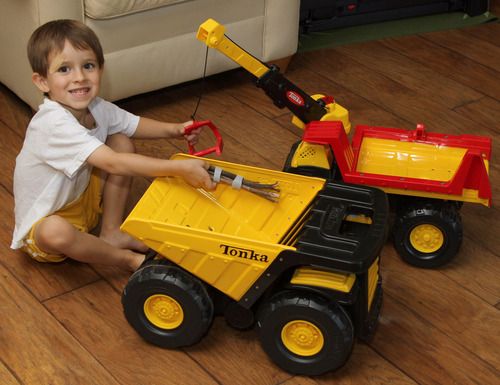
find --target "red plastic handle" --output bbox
[184,120,223,156]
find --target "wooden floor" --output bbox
[1,18,499,385]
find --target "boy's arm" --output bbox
[132,117,188,139]
[133,117,201,146]
[87,144,216,190]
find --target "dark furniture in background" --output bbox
[300,0,490,32]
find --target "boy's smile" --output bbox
[32,40,102,120]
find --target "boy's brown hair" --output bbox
[27,19,104,76]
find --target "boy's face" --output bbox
[32,40,102,115]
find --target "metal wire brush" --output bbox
[208,166,280,202]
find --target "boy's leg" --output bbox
[99,133,148,252]
[34,215,144,271]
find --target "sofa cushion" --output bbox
[85,0,190,20]
[87,0,266,52]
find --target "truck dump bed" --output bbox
[304,121,492,206]
[121,154,325,300]
[351,125,492,205]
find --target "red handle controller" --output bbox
[184,120,223,156]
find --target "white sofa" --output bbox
[0,0,300,110]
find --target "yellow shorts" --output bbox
[21,170,102,263]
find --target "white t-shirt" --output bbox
[11,97,139,249]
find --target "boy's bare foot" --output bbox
[100,230,149,252]
[122,249,147,271]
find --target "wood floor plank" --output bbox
[0,362,20,385]
[0,264,119,385]
[453,96,500,133]
[185,318,291,385]
[461,22,500,47]
[282,344,419,385]
[278,60,417,129]
[461,193,500,255]
[117,82,199,119]
[444,233,500,305]
[154,88,294,169]
[208,69,298,121]
[192,89,297,166]
[0,83,33,138]
[491,1,500,14]
[280,377,317,385]
[371,286,500,385]
[118,87,210,158]
[381,34,500,101]
[382,246,500,369]
[336,40,483,110]
[0,120,23,194]
[44,280,218,385]
[0,186,100,302]
[135,67,288,123]
[420,27,500,71]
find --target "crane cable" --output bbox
[191,45,209,121]
[191,34,265,120]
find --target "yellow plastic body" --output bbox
[290,267,356,293]
[291,95,351,134]
[143,294,183,329]
[281,320,324,356]
[314,94,351,134]
[356,137,490,205]
[290,94,351,170]
[409,224,444,253]
[121,154,325,301]
[197,18,270,78]
[198,19,352,139]
[357,138,467,181]
[291,258,380,311]
[290,141,333,170]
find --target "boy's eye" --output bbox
[57,66,70,73]
[84,62,96,70]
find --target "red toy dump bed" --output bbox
[304,121,492,206]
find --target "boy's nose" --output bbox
[73,68,86,81]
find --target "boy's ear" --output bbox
[32,72,50,93]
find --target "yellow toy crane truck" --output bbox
[196,18,492,269]
[121,153,388,375]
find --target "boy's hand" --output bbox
[178,159,216,191]
[181,120,201,145]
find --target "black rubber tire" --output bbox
[122,264,214,348]
[393,201,463,268]
[138,250,172,270]
[257,291,354,376]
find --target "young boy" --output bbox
[11,19,216,271]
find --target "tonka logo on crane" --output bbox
[286,90,305,106]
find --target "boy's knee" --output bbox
[35,215,76,253]
[106,133,135,154]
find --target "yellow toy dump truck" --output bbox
[121,154,388,375]
[196,18,492,268]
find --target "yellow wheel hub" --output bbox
[281,320,324,356]
[144,294,183,329]
[409,224,444,253]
